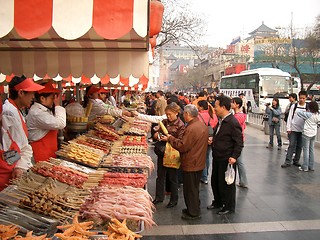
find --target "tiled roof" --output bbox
[249,22,277,35]
[169,59,190,70]
[166,54,178,60]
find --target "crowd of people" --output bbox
[141,90,247,219]
[0,76,319,221]
[264,90,320,172]
[142,88,319,220]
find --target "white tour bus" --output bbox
[219,68,292,113]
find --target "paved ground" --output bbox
[142,125,320,239]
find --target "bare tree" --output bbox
[303,20,320,91]
[254,15,320,91]
[291,15,320,91]
[156,0,207,53]
[171,67,207,92]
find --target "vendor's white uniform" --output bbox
[27,102,66,162]
[89,99,123,121]
[0,99,33,190]
[136,113,167,123]
[109,95,117,108]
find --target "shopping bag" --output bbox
[225,163,235,185]
[154,141,166,156]
[163,142,180,169]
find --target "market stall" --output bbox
[0,0,164,238]
[0,114,154,238]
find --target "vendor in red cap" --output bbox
[98,87,109,103]
[83,85,132,121]
[1,76,44,191]
[26,82,66,163]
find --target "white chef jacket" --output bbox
[26,102,66,142]
[2,99,33,170]
[136,113,167,123]
[89,99,123,121]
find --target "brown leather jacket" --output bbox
[157,118,185,139]
[168,117,208,172]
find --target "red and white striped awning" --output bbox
[0,0,150,81]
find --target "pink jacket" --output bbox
[198,110,218,128]
[234,112,247,140]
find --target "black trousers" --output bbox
[183,170,202,216]
[155,156,178,203]
[211,160,236,211]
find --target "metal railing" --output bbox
[246,113,320,147]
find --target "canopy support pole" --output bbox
[57,81,64,147]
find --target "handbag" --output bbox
[271,117,279,123]
[154,141,166,156]
[225,163,235,185]
[199,114,214,137]
[163,142,181,169]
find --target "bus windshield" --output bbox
[261,75,290,98]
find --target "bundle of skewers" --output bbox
[31,162,89,189]
[2,169,90,222]
[92,115,115,125]
[93,123,120,140]
[80,185,155,229]
[83,170,147,189]
[110,142,147,155]
[102,155,154,174]
[56,142,105,168]
[122,135,148,148]
[70,135,112,154]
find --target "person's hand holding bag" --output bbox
[225,163,235,185]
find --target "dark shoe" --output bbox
[266,144,273,149]
[207,201,223,210]
[237,183,248,188]
[166,202,177,208]
[182,208,188,214]
[277,146,282,150]
[217,208,233,215]
[181,212,201,220]
[281,163,291,168]
[152,199,163,205]
[293,162,301,167]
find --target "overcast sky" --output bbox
[189,0,320,47]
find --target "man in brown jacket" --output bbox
[161,104,208,220]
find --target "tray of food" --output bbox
[80,186,154,230]
[102,155,154,175]
[31,161,89,189]
[70,134,112,154]
[56,142,105,169]
[0,202,60,237]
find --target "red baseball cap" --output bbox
[14,78,45,92]
[37,82,61,94]
[86,86,100,96]
[98,88,109,93]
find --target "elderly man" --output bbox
[207,95,243,215]
[161,104,208,220]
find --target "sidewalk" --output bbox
[143,125,320,239]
